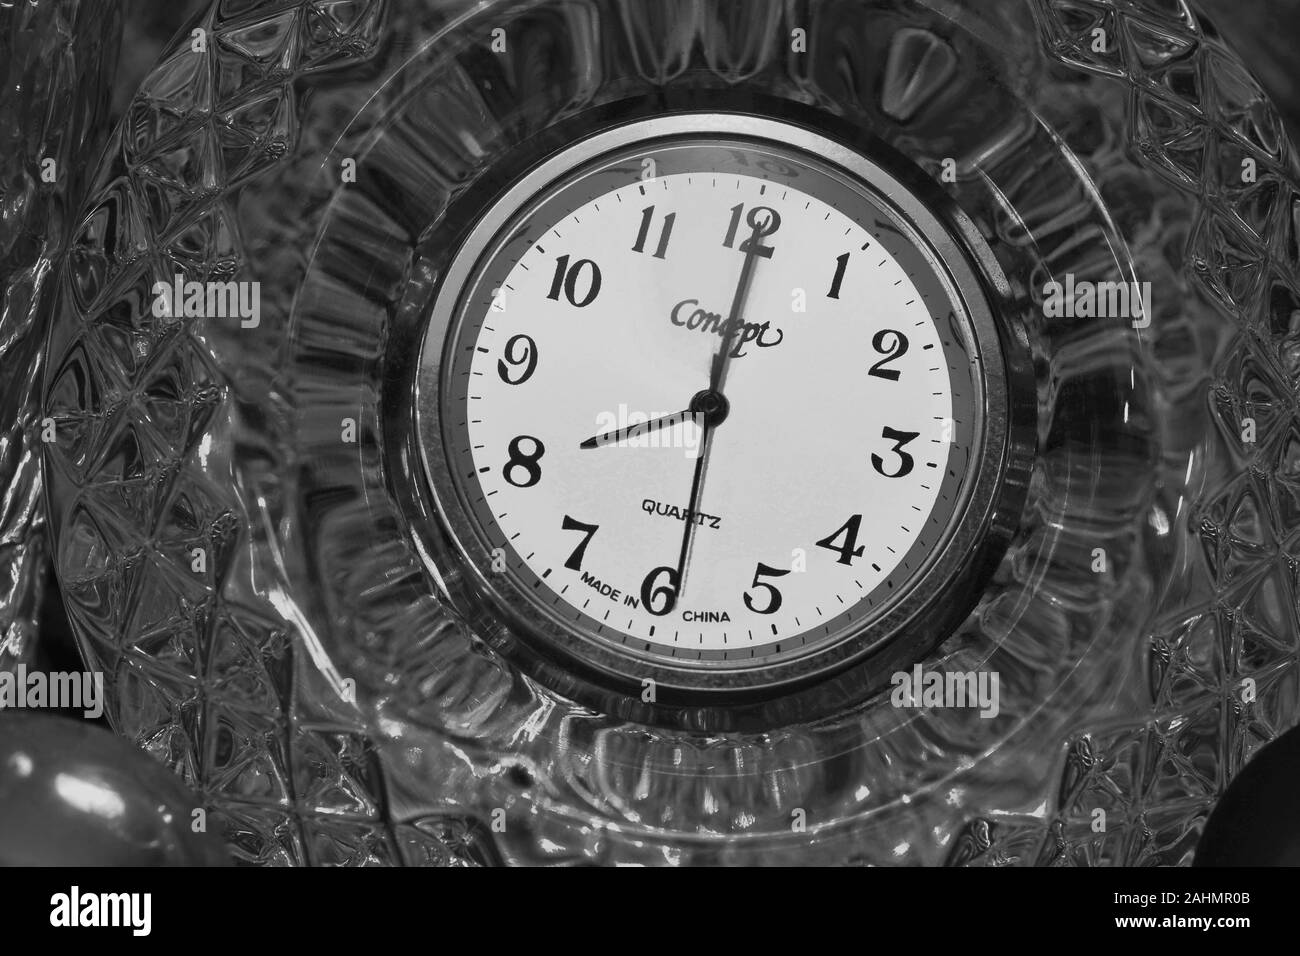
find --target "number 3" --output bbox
[872,427,918,478]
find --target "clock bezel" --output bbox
[405,101,1033,721]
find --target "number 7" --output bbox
[562,515,599,571]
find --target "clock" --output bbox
[415,108,1028,722]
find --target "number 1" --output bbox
[828,252,850,299]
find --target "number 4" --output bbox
[816,515,865,566]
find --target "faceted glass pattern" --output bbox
[38,0,1300,865]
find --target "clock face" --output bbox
[417,114,1006,703]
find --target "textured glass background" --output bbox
[6,0,1300,865]
[0,0,119,677]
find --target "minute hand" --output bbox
[709,228,765,395]
[671,221,768,606]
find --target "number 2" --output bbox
[868,330,908,381]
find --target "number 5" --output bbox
[743,563,791,615]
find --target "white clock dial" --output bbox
[419,117,998,699]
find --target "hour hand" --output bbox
[579,408,697,449]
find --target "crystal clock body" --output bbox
[417,113,1024,717]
